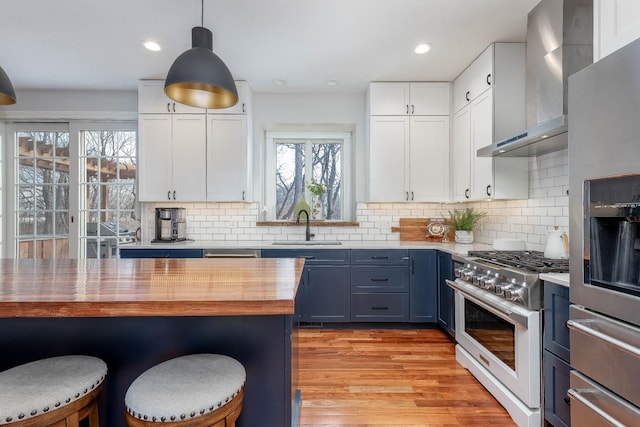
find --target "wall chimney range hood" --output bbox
[478,0,593,157]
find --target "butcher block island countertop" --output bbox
[0,257,304,427]
[0,257,304,317]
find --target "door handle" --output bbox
[465,91,470,102]
[465,188,470,199]
[370,278,389,282]
[411,104,414,114]
[371,306,389,310]
[167,191,171,200]
[166,103,171,113]
[173,191,176,200]
[486,185,492,196]
[486,73,492,85]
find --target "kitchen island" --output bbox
[0,258,304,427]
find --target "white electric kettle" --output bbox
[544,227,569,259]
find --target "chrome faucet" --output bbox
[295,209,314,241]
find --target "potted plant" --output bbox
[448,207,487,243]
[307,179,326,220]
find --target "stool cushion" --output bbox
[125,354,245,422]
[0,355,107,425]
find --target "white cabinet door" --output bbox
[452,106,471,201]
[470,45,494,100]
[171,115,207,201]
[409,83,450,115]
[409,116,450,201]
[595,0,640,60]
[138,80,203,114]
[138,115,173,201]
[453,66,473,113]
[470,90,495,199]
[368,83,411,115]
[206,115,250,201]
[368,116,409,201]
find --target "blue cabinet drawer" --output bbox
[351,266,409,292]
[351,293,409,322]
[544,350,571,427]
[261,249,349,264]
[350,249,409,265]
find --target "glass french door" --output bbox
[14,126,71,259]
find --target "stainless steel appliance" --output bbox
[478,0,593,157]
[153,207,187,242]
[447,250,569,427]
[568,37,640,425]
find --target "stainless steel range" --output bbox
[447,250,570,427]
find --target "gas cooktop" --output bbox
[467,250,569,273]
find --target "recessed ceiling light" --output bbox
[142,40,161,52]
[272,78,287,86]
[327,79,338,86]
[414,43,431,54]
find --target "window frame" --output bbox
[265,130,352,221]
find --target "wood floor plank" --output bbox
[298,328,516,426]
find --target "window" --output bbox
[14,127,71,259]
[79,128,137,259]
[266,131,351,221]
[8,122,137,259]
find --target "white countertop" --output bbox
[540,273,570,288]
[123,240,493,257]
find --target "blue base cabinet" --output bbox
[409,250,437,322]
[262,249,350,323]
[544,281,571,427]
[436,251,455,337]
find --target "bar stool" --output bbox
[0,355,107,426]
[125,354,245,427]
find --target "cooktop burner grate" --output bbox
[467,250,570,273]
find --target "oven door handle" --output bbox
[445,279,529,328]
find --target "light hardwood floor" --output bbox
[298,328,516,427]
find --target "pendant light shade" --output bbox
[0,65,17,105]
[165,26,238,109]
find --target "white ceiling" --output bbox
[1,0,539,94]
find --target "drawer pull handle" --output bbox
[303,256,316,260]
[563,396,571,406]
[371,256,389,260]
[371,278,389,282]
[371,306,389,310]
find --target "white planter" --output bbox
[455,230,474,244]
[311,196,324,220]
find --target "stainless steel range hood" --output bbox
[478,0,592,157]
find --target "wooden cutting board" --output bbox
[391,218,454,242]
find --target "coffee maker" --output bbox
[153,208,187,242]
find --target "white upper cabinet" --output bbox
[366,82,451,202]
[138,114,207,202]
[594,0,640,61]
[138,80,203,114]
[206,114,251,202]
[138,80,251,115]
[452,43,529,202]
[369,82,450,116]
[453,45,494,113]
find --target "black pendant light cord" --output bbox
[201,0,204,27]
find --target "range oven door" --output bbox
[447,278,541,408]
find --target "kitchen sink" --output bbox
[271,241,342,246]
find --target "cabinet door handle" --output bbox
[167,191,171,200]
[411,104,414,114]
[486,185,492,196]
[371,278,389,282]
[465,188,470,199]
[166,103,171,113]
[173,191,176,200]
[411,258,415,274]
[242,103,246,113]
[465,91,470,102]
[172,103,176,113]
[486,73,492,86]
[371,306,389,310]
[405,191,409,201]
[563,396,571,406]
[242,190,246,201]
[406,104,409,114]
[411,191,414,200]
[371,256,389,260]
[303,256,316,260]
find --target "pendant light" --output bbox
[0,65,17,105]
[164,0,238,109]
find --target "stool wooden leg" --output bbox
[65,411,79,427]
[88,402,100,427]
